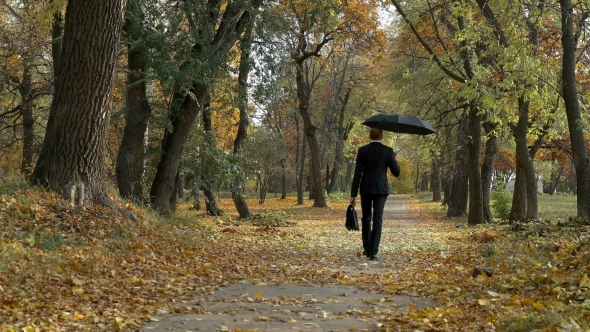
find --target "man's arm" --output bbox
[350,148,364,204]
[389,151,401,177]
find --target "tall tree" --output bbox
[31,0,128,207]
[116,0,152,202]
[559,0,590,218]
[149,0,261,214]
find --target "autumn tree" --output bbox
[148,0,262,214]
[0,0,53,177]
[31,0,127,208]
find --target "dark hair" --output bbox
[369,127,383,140]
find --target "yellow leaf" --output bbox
[579,274,589,288]
[408,303,416,313]
[3,328,16,332]
[203,263,214,269]
[115,317,124,323]
[532,301,545,309]
[478,299,489,306]
[288,318,297,323]
[22,327,34,332]
[258,316,270,321]
[74,311,84,320]
[253,290,262,299]
[72,287,85,296]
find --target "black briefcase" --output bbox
[345,204,359,231]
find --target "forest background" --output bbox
[1,0,590,330]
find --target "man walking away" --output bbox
[350,128,400,261]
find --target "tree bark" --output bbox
[296,113,305,205]
[420,172,429,192]
[281,159,287,199]
[466,105,484,225]
[328,90,350,194]
[230,14,255,217]
[481,122,497,222]
[431,157,441,202]
[20,65,34,177]
[50,1,63,83]
[509,100,529,222]
[116,17,152,201]
[560,0,590,218]
[295,63,326,207]
[32,0,127,207]
[447,115,469,217]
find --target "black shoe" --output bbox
[369,255,378,261]
[363,250,370,257]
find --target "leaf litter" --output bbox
[0,187,588,331]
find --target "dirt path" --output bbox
[141,196,435,332]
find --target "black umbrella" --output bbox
[362,113,436,135]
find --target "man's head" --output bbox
[369,127,383,140]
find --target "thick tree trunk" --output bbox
[431,157,441,202]
[560,0,590,218]
[20,65,34,177]
[328,90,350,194]
[150,87,204,213]
[116,33,152,202]
[295,64,326,207]
[32,0,127,207]
[481,122,497,222]
[231,17,254,217]
[509,102,528,221]
[466,105,484,225]
[447,115,469,217]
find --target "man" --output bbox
[350,127,400,261]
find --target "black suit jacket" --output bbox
[350,142,400,197]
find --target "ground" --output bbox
[0,187,589,331]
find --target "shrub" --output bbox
[491,181,512,221]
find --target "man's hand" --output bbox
[350,197,356,207]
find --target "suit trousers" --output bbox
[360,194,388,256]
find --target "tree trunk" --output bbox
[420,172,429,192]
[230,16,254,218]
[431,157,441,202]
[510,97,531,222]
[447,115,469,217]
[190,178,202,210]
[560,0,590,218]
[32,0,127,207]
[149,1,260,214]
[20,65,34,177]
[442,172,452,206]
[345,158,353,194]
[295,63,326,207]
[150,87,205,213]
[296,113,305,205]
[466,105,484,225]
[328,91,350,194]
[51,2,63,82]
[116,22,152,201]
[308,161,314,200]
[200,100,222,216]
[481,122,497,222]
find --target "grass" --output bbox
[414,190,579,222]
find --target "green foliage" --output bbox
[491,181,512,221]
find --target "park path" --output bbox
[141,196,435,332]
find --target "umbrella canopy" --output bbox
[362,113,436,135]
